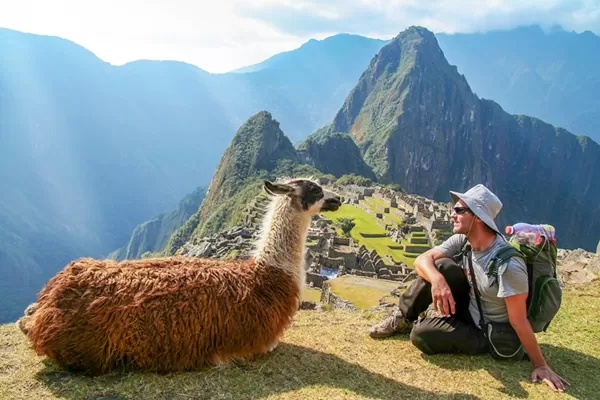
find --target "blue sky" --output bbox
[1,0,599,73]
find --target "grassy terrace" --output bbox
[360,197,404,226]
[301,288,322,303]
[327,275,399,309]
[322,204,416,266]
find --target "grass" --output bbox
[1,282,598,400]
[302,288,322,303]
[362,197,403,225]
[367,195,389,209]
[322,204,415,266]
[327,275,397,309]
[400,238,430,248]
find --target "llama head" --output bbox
[263,178,341,215]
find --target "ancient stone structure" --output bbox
[177,225,256,259]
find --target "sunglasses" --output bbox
[453,206,471,215]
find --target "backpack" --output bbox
[462,234,562,333]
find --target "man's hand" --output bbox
[531,365,569,392]
[431,277,455,316]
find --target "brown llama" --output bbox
[17,178,341,376]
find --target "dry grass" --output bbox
[1,282,599,400]
[328,275,398,309]
[302,287,323,303]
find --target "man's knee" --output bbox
[434,257,462,275]
[409,320,440,355]
[434,258,469,288]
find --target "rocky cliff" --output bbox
[331,26,600,251]
[109,186,206,260]
[436,26,600,144]
[296,128,376,180]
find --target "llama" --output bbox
[17,178,341,376]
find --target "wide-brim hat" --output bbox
[449,184,503,235]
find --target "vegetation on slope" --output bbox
[109,186,207,260]
[164,111,334,254]
[321,204,417,266]
[295,127,377,180]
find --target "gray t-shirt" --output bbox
[435,233,528,328]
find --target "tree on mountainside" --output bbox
[338,217,356,237]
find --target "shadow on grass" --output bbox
[421,344,600,399]
[35,343,480,400]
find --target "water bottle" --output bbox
[505,223,556,245]
[513,231,538,245]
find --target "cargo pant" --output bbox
[399,258,489,355]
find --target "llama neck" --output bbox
[254,197,311,275]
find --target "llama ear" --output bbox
[264,180,294,195]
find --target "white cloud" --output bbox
[238,0,600,37]
[0,0,309,73]
[1,0,598,73]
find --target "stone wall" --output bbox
[320,281,359,310]
[350,269,377,278]
[320,255,345,268]
[327,248,357,270]
[333,237,351,246]
[306,272,328,289]
[355,244,411,281]
[360,232,388,238]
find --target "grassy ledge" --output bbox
[1,282,598,400]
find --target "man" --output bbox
[369,184,568,393]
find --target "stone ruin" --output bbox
[351,244,413,282]
[177,225,256,259]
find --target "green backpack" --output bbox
[487,235,562,333]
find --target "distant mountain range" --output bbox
[1,24,599,322]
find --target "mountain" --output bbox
[296,127,376,180]
[219,33,388,142]
[436,25,600,143]
[165,111,326,254]
[109,186,207,261]
[231,34,388,74]
[332,26,600,252]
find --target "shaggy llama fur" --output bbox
[17,178,340,375]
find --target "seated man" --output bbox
[369,184,568,393]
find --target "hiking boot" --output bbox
[369,309,412,338]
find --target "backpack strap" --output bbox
[451,235,470,265]
[487,245,525,279]
[464,244,486,329]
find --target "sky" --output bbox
[1,0,599,73]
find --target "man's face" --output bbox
[451,200,474,234]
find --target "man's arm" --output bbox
[504,294,569,392]
[413,236,462,316]
[499,258,569,392]
[413,247,450,283]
